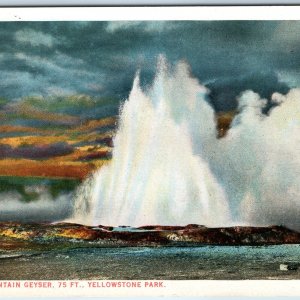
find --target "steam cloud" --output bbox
[73,57,300,230]
[73,58,230,227]
[0,191,73,223]
[212,88,300,230]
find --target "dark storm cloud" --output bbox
[0,21,299,111]
[206,72,290,112]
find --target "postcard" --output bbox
[0,6,300,297]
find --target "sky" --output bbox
[0,21,299,112]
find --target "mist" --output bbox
[71,58,300,230]
[0,191,73,223]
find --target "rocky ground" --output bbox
[1,222,300,251]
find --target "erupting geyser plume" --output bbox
[72,56,300,230]
[72,57,230,226]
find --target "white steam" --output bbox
[225,89,300,229]
[0,191,73,223]
[72,57,229,227]
[72,57,300,230]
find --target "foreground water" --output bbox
[1,245,300,280]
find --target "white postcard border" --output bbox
[0,6,300,21]
[0,5,299,297]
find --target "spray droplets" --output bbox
[72,58,229,227]
[71,57,300,230]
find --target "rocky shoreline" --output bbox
[1,222,300,251]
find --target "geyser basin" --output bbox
[71,56,300,230]
[1,222,300,247]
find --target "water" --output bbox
[1,245,300,280]
[72,57,230,227]
[72,57,300,231]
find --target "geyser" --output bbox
[72,57,230,226]
[72,57,300,230]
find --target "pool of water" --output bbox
[1,245,300,280]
